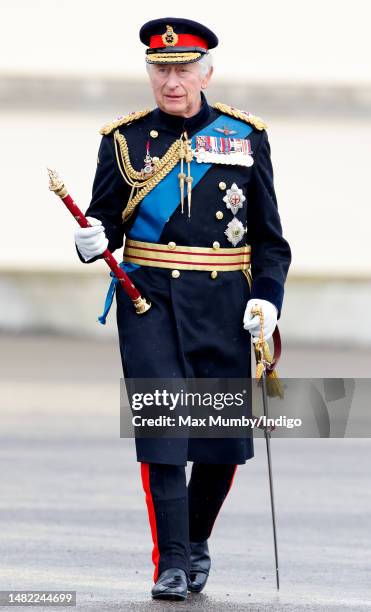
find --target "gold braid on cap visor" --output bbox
[146,51,202,63]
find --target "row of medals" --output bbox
[141,133,253,247]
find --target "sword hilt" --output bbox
[251,305,266,375]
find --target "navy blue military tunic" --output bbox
[79,92,291,465]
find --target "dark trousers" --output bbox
[140,462,237,582]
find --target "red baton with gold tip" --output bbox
[47,168,151,315]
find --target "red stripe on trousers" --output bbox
[140,463,160,582]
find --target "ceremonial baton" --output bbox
[251,305,280,590]
[47,169,151,315]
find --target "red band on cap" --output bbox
[150,33,208,50]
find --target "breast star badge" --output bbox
[224,218,246,246]
[223,183,246,215]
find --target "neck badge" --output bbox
[141,140,156,177]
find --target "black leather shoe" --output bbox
[188,540,211,593]
[151,568,188,601]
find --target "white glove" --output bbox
[243,298,278,343]
[74,216,108,262]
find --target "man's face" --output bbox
[147,61,213,118]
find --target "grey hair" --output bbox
[145,52,213,77]
[198,52,213,77]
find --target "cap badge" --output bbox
[162,25,179,47]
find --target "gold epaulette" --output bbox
[100,108,152,136]
[213,102,267,131]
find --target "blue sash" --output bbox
[98,114,253,324]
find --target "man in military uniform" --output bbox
[74,17,291,601]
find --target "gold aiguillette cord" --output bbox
[178,139,186,214]
[178,131,194,217]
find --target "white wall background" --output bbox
[1,0,370,84]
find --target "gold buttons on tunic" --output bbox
[210,271,218,279]
[171,270,180,278]
[150,130,159,138]
[216,211,224,220]
[213,241,220,250]
[219,181,226,190]
[168,241,176,250]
